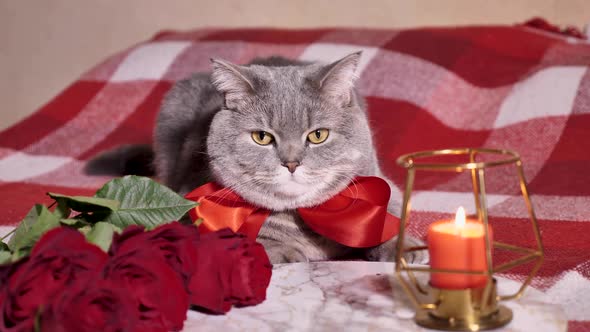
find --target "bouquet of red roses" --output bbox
[0,176,272,332]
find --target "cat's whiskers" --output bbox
[324,165,367,199]
[209,178,262,206]
[333,171,362,199]
[295,166,359,210]
[209,186,235,205]
[219,177,272,207]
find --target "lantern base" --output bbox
[414,282,513,331]
[415,305,512,331]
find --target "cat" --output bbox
[87,53,425,264]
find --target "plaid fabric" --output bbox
[1,26,589,329]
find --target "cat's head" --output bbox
[207,53,377,211]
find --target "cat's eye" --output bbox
[307,129,329,144]
[251,131,274,145]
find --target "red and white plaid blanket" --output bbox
[1,25,589,330]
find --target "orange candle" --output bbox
[427,207,493,289]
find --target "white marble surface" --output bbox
[182,261,566,332]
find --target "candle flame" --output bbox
[455,206,466,228]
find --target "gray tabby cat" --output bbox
[90,53,424,264]
[155,52,425,264]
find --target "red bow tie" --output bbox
[184,176,400,248]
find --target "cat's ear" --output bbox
[313,52,361,105]
[210,58,255,109]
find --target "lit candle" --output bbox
[427,207,493,289]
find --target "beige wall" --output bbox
[1,0,588,131]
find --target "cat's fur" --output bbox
[87,53,425,264]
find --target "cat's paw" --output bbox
[260,241,309,264]
[364,236,429,264]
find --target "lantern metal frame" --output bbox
[394,148,544,331]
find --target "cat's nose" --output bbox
[282,161,300,174]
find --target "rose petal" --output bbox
[188,229,272,313]
[109,222,200,288]
[0,227,107,331]
[104,247,189,331]
[41,278,139,332]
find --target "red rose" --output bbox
[40,278,139,332]
[110,223,272,314]
[0,258,30,332]
[109,223,199,287]
[188,228,272,313]
[0,227,108,331]
[104,245,189,332]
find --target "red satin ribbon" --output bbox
[185,176,400,248]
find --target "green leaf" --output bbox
[77,225,93,236]
[0,241,8,251]
[0,251,11,264]
[11,249,29,262]
[60,218,91,228]
[60,218,81,225]
[47,193,120,213]
[194,218,204,227]
[94,175,197,228]
[52,201,71,220]
[7,204,60,252]
[34,306,43,332]
[86,222,121,252]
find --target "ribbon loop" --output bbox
[185,177,400,248]
[185,183,269,240]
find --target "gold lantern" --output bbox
[394,148,544,331]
